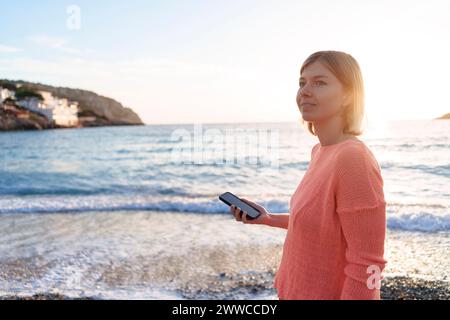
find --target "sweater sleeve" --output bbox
[334,146,387,300]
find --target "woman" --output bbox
[231,51,387,300]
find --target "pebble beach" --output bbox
[0,211,448,300]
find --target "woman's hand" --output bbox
[230,198,271,225]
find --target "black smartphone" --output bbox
[218,192,261,220]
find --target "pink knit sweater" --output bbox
[274,138,387,300]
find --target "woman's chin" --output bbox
[301,113,315,122]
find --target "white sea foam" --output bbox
[0,194,449,232]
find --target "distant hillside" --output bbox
[1,79,144,127]
[435,113,450,120]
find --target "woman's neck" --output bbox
[313,116,354,146]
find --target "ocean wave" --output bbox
[0,183,195,197]
[0,195,448,232]
[388,202,448,209]
[395,143,450,149]
[396,143,416,148]
[380,162,450,177]
[278,161,309,170]
[387,212,450,232]
[0,187,113,197]
[115,147,175,154]
[157,136,183,144]
[0,196,289,215]
[402,164,450,177]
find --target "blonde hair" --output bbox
[300,51,366,136]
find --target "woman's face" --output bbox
[296,61,349,123]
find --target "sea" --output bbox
[0,120,448,299]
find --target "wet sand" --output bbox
[0,211,448,300]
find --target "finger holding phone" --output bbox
[231,199,270,225]
[219,192,271,225]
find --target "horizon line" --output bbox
[141,118,443,126]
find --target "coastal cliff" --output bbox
[0,79,144,131]
[0,106,54,131]
[435,113,450,120]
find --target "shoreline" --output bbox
[1,211,448,300]
[0,275,448,300]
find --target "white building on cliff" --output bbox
[0,87,14,103]
[16,90,79,127]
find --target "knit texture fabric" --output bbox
[274,138,387,300]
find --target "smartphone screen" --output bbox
[219,192,261,219]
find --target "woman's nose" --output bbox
[298,85,312,97]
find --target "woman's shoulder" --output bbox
[336,137,366,154]
[334,139,381,174]
[311,142,321,157]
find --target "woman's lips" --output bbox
[300,103,316,111]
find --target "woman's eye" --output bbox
[299,81,326,88]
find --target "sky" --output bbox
[1,0,449,124]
